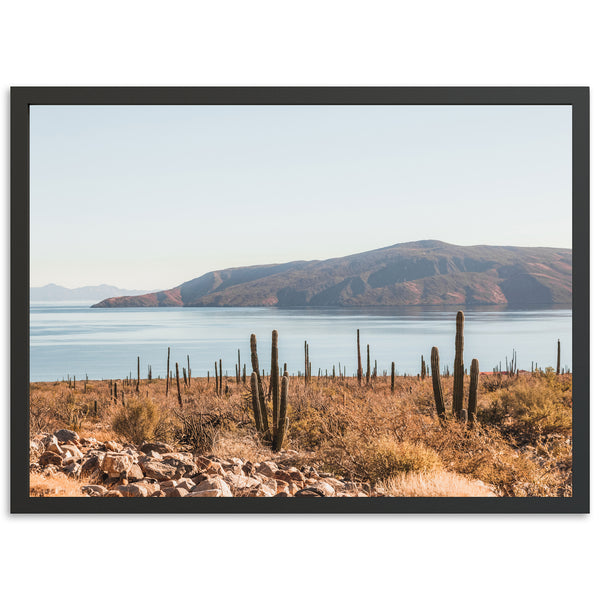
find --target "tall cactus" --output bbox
[357,329,363,386]
[431,346,446,420]
[271,330,280,439]
[166,347,170,395]
[366,344,371,384]
[250,333,269,436]
[556,339,561,375]
[273,375,289,452]
[391,361,395,393]
[467,358,479,424]
[175,362,182,407]
[452,311,465,416]
[250,372,263,432]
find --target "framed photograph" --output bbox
[11,87,589,513]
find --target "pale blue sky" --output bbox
[30,105,572,289]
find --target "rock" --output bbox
[140,442,174,455]
[135,481,161,494]
[61,444,83,459]
[39,451,63,467]
[294,488,323,497]
[81,454,103,476]
[242,461,255,476]
[151,490,166,497]
[195,456,226,477]
[62,460,82,477]
[47,441,63,455]
[104,490,123,497]
[81,485,107,497]
[159,480,178,488]
[295,481,335,497]
[261,478,278,494]
[161,457,198,478]
[141,460,179,482]
[245,484,275,497]
[164,487,189,497]
[176,478,196,492]
[187,489,222,497]
[117,483,149,497]
[127,464,144,481]
[256,461,279,478]
[101,452,134,477]
[191,477,233,497]
[54,429,80,444]
[104,440,123,452]
[224,473,261,491]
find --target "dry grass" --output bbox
[29,369,572,497]
[30,471,89,497]
[382,470,496,497]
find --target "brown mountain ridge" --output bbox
[92,240,572,308]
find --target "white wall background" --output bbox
[1,2,597,599]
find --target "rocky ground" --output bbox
[30,429,370,498]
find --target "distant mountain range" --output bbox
[31,284,152,302]
[92,240,572,308]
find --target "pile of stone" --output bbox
[30,429,370,498]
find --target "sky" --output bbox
[30,105,572,290]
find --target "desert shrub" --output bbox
[172,410,220,454]
[322,435,442,483]
[111,397,160,444]
[360,438,441,482]
[479,379,571,442]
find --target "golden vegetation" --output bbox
[29,369,572,497]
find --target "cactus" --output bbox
[272,375,289,452]
[556,339,561,375]
[431,346,446,421]
[219,359,223,395]
[391,361,395,393]
[452,311,465,416]
[251,333,269,436]
[243,364,246,384]
[304,341,310,385]
[271,330,280,438]
[357,329,363,386]
[187,354,191,383]
[237,349,241,384]
[165,347,170,395]
[250,371,263,432]
[175,362,182,407]
[214,361,218,395]
[366,344,371,384]
[467,358,479,424]
[137,356,140,392]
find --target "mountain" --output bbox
[92,241,572,308]
[31,284,152,302]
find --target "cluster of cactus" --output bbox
[249,331,289,451]
[431,310,479,425]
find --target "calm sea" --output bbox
[29,303,572,382]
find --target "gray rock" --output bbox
[141,460,179,482]
[101,452,134,477]
[81,485,107,497]
[117,483,149,497]
[54,429,80,444]
[140,442,174,454]
[39,451,63,467]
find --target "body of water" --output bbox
[29,303,572,382]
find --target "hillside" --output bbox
[32,284,151,302]
[92,240,572,308]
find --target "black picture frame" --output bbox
[11,86,590,514]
